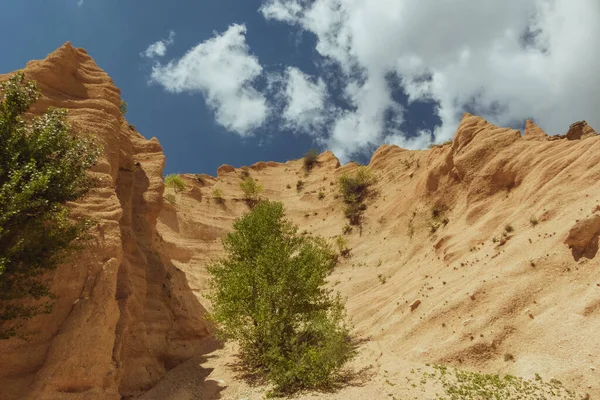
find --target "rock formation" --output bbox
[0,43,209,400]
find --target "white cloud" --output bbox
[260,0,304,23]
[281,67,328,134]
[143,31,176,59]
[148,24,269,136]
[77,0,83,5]
[261,0,600,159]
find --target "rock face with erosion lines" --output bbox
[0,43,210,400]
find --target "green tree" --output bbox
[208,201,355,395]
[0,73,100,338]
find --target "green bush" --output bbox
[0,73,100,337]
[303,149,319,172]
[338,167,377,226]
[240,177,263,206]
[119,100,128,115]
[208,201,355,395]
[164,174,186,193]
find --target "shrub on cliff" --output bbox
[119,100,128,115]
[338,166,377,226]
[164,174,186,193]
[207,200,355,395]
[239,176,263,206]
[0,73,100,338]
[303,149,319,172]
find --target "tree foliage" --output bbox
[0,73,100,337]
[208,200,355,395]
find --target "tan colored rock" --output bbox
[566,121,597,140]
[564,214,600,255]
[409,300,422,311]
[524,119,548,139]
[0,43,208,400]
[216,164,235,176]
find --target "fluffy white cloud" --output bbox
[281,67,328,134]
[261,0,600,159]
[260,0,303,23]
[148,24,268,136]
[143,31,175,59]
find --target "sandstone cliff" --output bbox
[149,118,600,398]
[0,43,209,400]
[1,45,600,399]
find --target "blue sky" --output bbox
[1,1,598,175]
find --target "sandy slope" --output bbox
[148,116,600,399]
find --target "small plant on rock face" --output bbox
[120,99,128,115]
[529,215,539,226]
[318,191,326,200]
[195,174,206,185]
[428,139,452,149]
[342,224,353,235]
[240,177,263,207]
[423,364,580,399]
[428,204,449,235]
[335,236,351,258]
[504,224,514,233]
[339,167,377,226]
[296,180,304,191]
[212,188,225,204]
[240,169,250,179]
[207,201,355,395]
[165,174,186,193]
[303,149,319,172]
[431,204,447,219]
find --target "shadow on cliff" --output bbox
[114,164,221,398]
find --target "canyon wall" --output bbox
[0,43,209,400]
